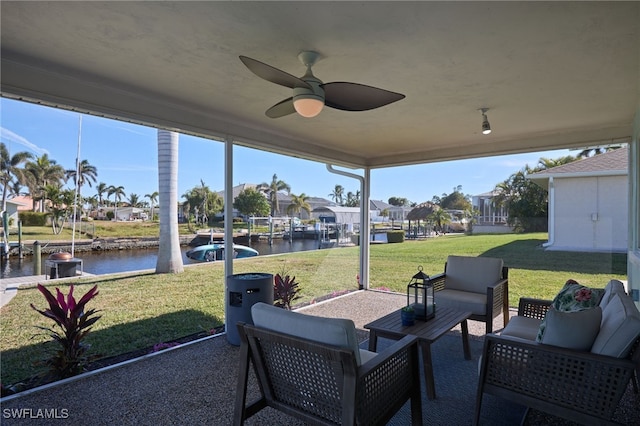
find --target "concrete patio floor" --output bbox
[1,290,637,425]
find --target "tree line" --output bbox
[3,141,619,233]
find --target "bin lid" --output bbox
[228,273,272,280]
[49,252,72,260]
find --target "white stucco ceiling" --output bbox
[1,1,638,168]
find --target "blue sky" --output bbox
[1,97,572,205]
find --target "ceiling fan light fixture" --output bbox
[293,86,324,118]
[480,108,492,135]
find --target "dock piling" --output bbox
[34,241,41,275]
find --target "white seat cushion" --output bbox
[251,302,365,365]
[501,316,542,341]
[591,293,640,358]
[436,289,487,315]
[445,256,503,294]
[359,349,378,365]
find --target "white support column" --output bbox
[224,136,234,328]
[543,177,555,248]
[326,164,370,289]
[361,168,371,289]
[628,104,640,307]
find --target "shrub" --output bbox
[273,271,301,310]
[19,211,48,226]
[30,284,101,380]
[386,230,405,243]
[106,211,114,220]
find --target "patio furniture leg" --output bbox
[234,324,267,425]
[420,341,437,400]
[503,280,510,328]
[368,330,378,351]
[233,334,251,425]
[461,319,471,360]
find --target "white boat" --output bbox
[185,244,258,262]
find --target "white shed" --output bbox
[529,147,629,253]
[311,206,362,225]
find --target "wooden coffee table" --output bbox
[364,307,472,400]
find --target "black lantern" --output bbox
[406,266,435,321]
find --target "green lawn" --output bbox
[0,232,627,386]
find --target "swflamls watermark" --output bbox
[2,408,69,419]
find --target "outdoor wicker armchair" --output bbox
[430,255,509,334]
[233,307,423,425]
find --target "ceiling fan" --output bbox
[239,51,406,118]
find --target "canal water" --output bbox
[0,239,322,279]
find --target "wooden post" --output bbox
[289,219,293,243]
[18,220,23,258]
[34,241,42,275]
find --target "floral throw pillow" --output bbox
[536,279,605,342]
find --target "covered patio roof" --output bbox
[1,2,637,168]
[1,2,639,298]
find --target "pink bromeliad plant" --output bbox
[30,284,101,379]
[273,273,301,310]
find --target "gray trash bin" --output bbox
[226,272,274,345]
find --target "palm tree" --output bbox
[65,159,97,190]
[259,174,291,216]
[65,159,97,219]
[42,183,75,234]
[145,191,159,221]
[576,146,619,159]
[1,142,33,211]
[127,193,141,208]
[286,193,311,218]
[381,208,390,222]
[428,208,452,233]
[85,194,99,211]
[344,190,361,207]
[329,184,344,206]
[9,179,26,199]
[108,185,126,220]
[95,182,109,207]
[537,156,575,170]
[155,129,183,274]
[25,154,65,212]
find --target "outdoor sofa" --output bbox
[475,279,640,425]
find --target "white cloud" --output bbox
[0,127,49,155]
[100,165,157,172]
[85,115,150,137]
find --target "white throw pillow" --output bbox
[540,307,602,351]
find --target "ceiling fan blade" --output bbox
[240,56,311,90]
[322,82,405,111]
[265,98,296,118]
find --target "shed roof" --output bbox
[529,146,628,186]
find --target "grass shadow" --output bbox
[480,238,627,275]
[2,309,222,387]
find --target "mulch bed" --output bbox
[1,326,225,398]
